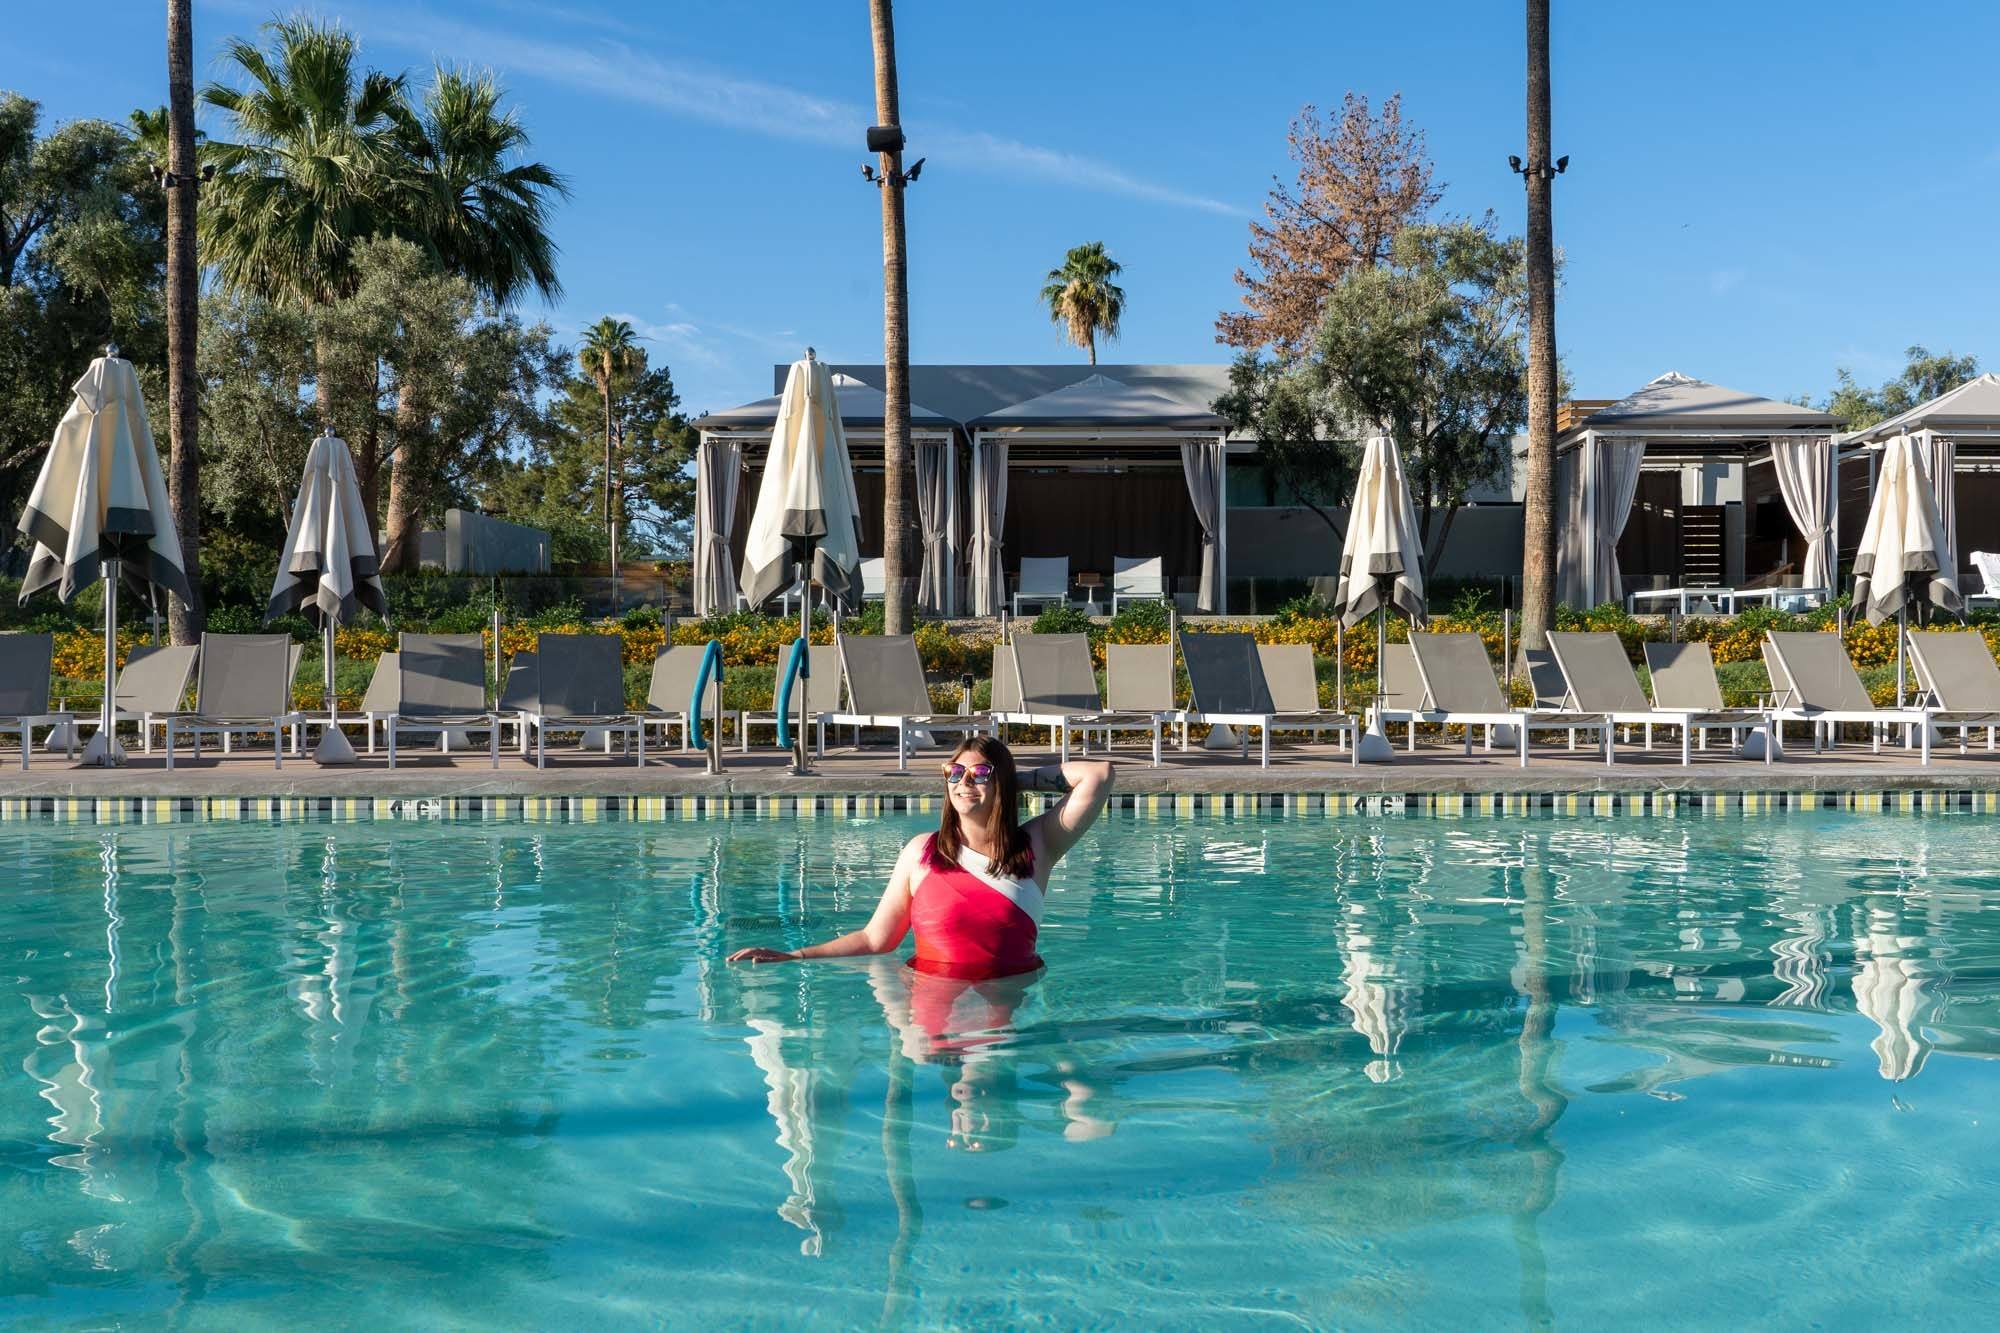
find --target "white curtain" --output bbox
[913,438,953,615]
[1769,435,1836,591]
[1915,433,1958,582]
[1180,437,1225,612]
[693,437,741,615]
[1591,437,1647,605]
[968,436,1008,615]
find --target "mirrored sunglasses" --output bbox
[946,762,996,786]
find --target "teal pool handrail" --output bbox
[775,637,808,750]
[689,639,725,751]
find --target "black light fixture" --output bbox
[148,162,216,190]
[859,124,924,190]
[1508,153,1570,184]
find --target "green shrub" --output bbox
[620,604,663,631]
[1030,604,1093,636]
[1107,599,1170,638]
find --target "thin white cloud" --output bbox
[1709,268,1745,295]
[348,6,1243,216]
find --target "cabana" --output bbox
[1838,373,2000,593]
[967,374,1231,614]
[691,374,957,614]
[1557,372,1844,610]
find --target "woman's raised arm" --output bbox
[1025,758,1115,868]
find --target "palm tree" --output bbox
[870,0,914,635]
[578,318,644,572]
[378,67,568,572]
[164,0,204,643]
[1518,0,1560,656]
[200,16,405,512]
[1041,242,1126,365]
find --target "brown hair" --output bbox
[931,735,1035,877]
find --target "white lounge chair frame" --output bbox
[1111,555,1166,614]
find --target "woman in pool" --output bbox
[727,736,1113,978]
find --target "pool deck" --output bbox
[3,737,1999,797]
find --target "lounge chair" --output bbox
[1256,643,1358,749]
[742,643,840,754]
[358,651,400,753]
[162,634,304,770]
[1012,558,1070,617]
[637,643,738,752]
[517,634,644,768]
[384,634,500,769]
[495,650,538,754]
[0,633,74,769]
[1112,555,1166,614]
[827,634,985,772]
[1969,551,2000,606]
[1548,631,1767,765]
[861,557,886,603]
[1078,643,1177,757]
[1905,631,2000,753]
[1175,631,1356,768]
[82,643,197,754]
[1373,632,1606,767]
[1640,641,1771,761]
[991,632,1160,764]
[1761,631,1934,764]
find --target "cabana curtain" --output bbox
[914,439,953,615]
[968,438,1008,615]
[1180,438,1225,612]
[1769,435,1837,592]
[1557,433,1647,607]
[693,438,741,615]
[1916,434,1958,581]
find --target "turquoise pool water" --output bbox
[4,812,1999,1329]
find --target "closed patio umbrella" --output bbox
[15,350,192,765]
[1851,432,1962,704]
[267,432,387,763]
[1335,432,1427,762]
[740,352,863,775]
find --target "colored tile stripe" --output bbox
[1,789,1998,824]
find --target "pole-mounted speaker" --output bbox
[866,125,905,154]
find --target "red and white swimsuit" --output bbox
[908,836,1044,980]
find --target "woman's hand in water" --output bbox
[726,946,798,965]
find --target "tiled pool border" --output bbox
[3,789,1997,823]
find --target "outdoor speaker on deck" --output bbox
[866,125,905,154]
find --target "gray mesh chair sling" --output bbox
[358,651,400,753]
[1548,631,1766,766]
[1639,641,1769,762]
[1012,558,1070,617]
[520,634,643,768]
[1176,632,1356,768]
[385,634,499,769]
[164,634,303,770]
[639,643,737,752]
[112,644,197,754]
[497,650,538,754]
[991,633,1160,765]
[828,634,985,772]
[1082,643,1175,759]
[742,643,840,755]
[0,633,72,769]
[1378,632,1605,767]
[1902,631,2000,754]
[1761,631,1932,764]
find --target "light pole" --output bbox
[609,415,623,610]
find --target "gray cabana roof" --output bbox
[805,363,1233,426]
[967,372,1227,432]
[693,372,951,433]
[1569,371,1842,438]
[1842,373,2000,444]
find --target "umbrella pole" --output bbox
[1336,618,1344,713]
[1355,598,1393,763]
[313,616,357,765]
[81,559,126,766]
[1896,604,1907,709]
[793,549,812,777]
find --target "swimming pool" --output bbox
[4,811,1997,1327]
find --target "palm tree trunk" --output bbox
[1518,0,1560,658]
[165,0,204,643]
[381,383,424,573]
[601,372,615,572]
[871,0,915,636]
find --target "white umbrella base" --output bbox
[1736,731,1770,760]
[1203,725,1239,750]
[43,722,79,752]
[79,732,128,767]
[1355,720,1396,765]
[314,728,360,765]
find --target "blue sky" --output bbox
[9,1,1999,418]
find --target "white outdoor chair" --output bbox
[1112,555,1166,614]
[1012,558,1071,617]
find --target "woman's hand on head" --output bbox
[726,947,797,965]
